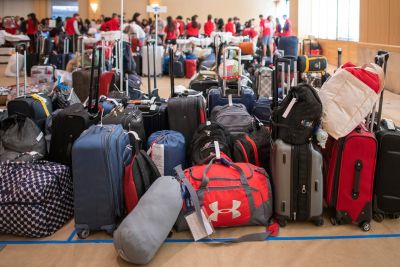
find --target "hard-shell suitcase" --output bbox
[368,52,400,221]
[72,124,130,239]
[99,71,116,97]
[185,59,197,79]
[207,46,256,115]
[134,54,142,76]
[173,55,185,78]
[142,43,164,76]
[31,65,55,84]
[271,139,324,226]
[324,125,377,231]
[72,69,98,103]
[277,36,299,57]
[135,102,169,138]
[255,67,273,98]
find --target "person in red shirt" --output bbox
[164,16,178,45]
[26,13,39,53]
[186,15,201,38]
[204,14,214,37]
[282,15,292,36]
[175,16,185,37]
[65,13,80,36]
[260,15,273,60]
[225,18,235,36]
[242,20,258,39]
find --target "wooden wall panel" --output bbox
[290,0,298,36]
[366,0,390,44]
[317,39,358,66]
[389,0,400,46]
[359,0,369,42]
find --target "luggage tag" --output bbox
[36,132,44,142]
[214,141,221,159]
[282,98,297,119]
[185,209,214,241]
[206,120,211,126]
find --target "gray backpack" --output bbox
[0,116,46,162]
[210,104,254,136]
[113,176,182,265]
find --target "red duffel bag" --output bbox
[175,157,273,229]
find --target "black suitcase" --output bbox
[48,46,102,165]
[136,102,168,138]
[371,52,400,221]
[134,54,142,76]
[173,54,185,78]
[167,48,206,145]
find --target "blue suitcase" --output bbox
[253,96,273,125]
[277,36,299,57]
[208,86,256,115]
[147,130,186,176]
[163,55,170,75]
[72,124,130,239]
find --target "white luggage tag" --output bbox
[185,209,214,241]
[282,98,297,119]
[36,132,44,142]
[206,120,211,126]
[228,94,233,106]
[150,104,157,111]
[214,141,221,159]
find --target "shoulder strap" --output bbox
[31,94,50,117]
[174,165,275,243]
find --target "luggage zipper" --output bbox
[236,140,249,163]
[103,127,117,217]
[331,139,345,207]
[244,135,260,166]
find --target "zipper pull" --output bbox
[301,185,307,194]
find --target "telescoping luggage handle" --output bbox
[221,46,242,96]
[272,56,291,109]
[15,43,28,97]
[169,47,175,96]
[87,45,102,115]
[371,51,389,131]
[174,163,276,243]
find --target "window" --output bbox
[298,0,360,41]
[52,0,78,19]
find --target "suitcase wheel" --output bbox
[330,217,338,226]
[314,217,324,227]
[360,221,371,232]
[373,212,385,223]
[77,229,90,239]
[388,214,400,220]
[277,217,287,227]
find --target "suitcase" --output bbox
[142,43,164,76]
[369,52,400,221]
[255,67,273,98]
[102,105,146,144]
[189,71,219,96]
[277,36,299,57]
[147,130,186,176]
[31,65,55,84]
[98,70,116,97]
[49,46,102,165]
[167,47,206,146]
[208,46,256,115]
[72,69,98,103]
[252,96,273,125]
[271,139,324,226]
[134,54,142,76]
[185,59,197,79]
[173,53,185,78]
[72,124,129,239]
[7,93,52,132]
[324,125,377,231]
[162,55,170,75]
[0,161,73,237]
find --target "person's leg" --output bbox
[267,36,273,58]
[262,35,267,57]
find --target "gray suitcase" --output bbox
[271,139,324,227]
[255,67,273,98]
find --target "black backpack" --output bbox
[189,122,231,166]
[272,83,322,145]
[231,122,271,172]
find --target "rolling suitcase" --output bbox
[167,47,206,146]
[185,59,197,79]
[370,52,400,221]
[277,36,299,57]
[142,43,163,76]
[49,46,102,165]
[72,124,129,239]
[207,46,256,115]
[270,57,324,227]
[72,69,98,103]
[172,53,185,78]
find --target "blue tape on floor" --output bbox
[1,233,400,245]
[66,229,76,242]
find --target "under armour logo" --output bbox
[208,200,241,222]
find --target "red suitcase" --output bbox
[324,124,377,231]
[99,71,115,97]
[185,59,197,79]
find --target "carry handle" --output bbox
[201,157,249,189]
[352,160,363,200]
[272,57,291,108]
[127,131,141,156]
[302,39,311,55]
[146,42,151,95]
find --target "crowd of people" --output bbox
[0,12,292,59]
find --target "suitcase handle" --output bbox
[352,160,363,200]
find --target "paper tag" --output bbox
[150,104,157,111]
[282,98,297,118]
[228,94,233,106]
[150,97,156,104]
[214,141,221,159]
[206,121,211,126]
[185,210,214,241]
[36,132,44,142]
[385,119,396,130]
[151,144,164,176]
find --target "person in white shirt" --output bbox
[130,21,146,45]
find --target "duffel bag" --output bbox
[272,83,322,145]
[319,62,384,139]
[0,161,73,237]
[297,55,327,73]
[175,158,273,230]
[239,42,254,55]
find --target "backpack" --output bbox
[189,122,231,165]
[124,132,161,213]
[210,104,254,136]
[272,83,322,145]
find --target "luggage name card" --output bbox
[214,141,221,159]
[228,94,233,106]
[150,144,164,176]
[282,98,297,118]
[185,209,214,241]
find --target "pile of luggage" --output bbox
[0,30,399,265]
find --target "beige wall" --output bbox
[0,0,34,18]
